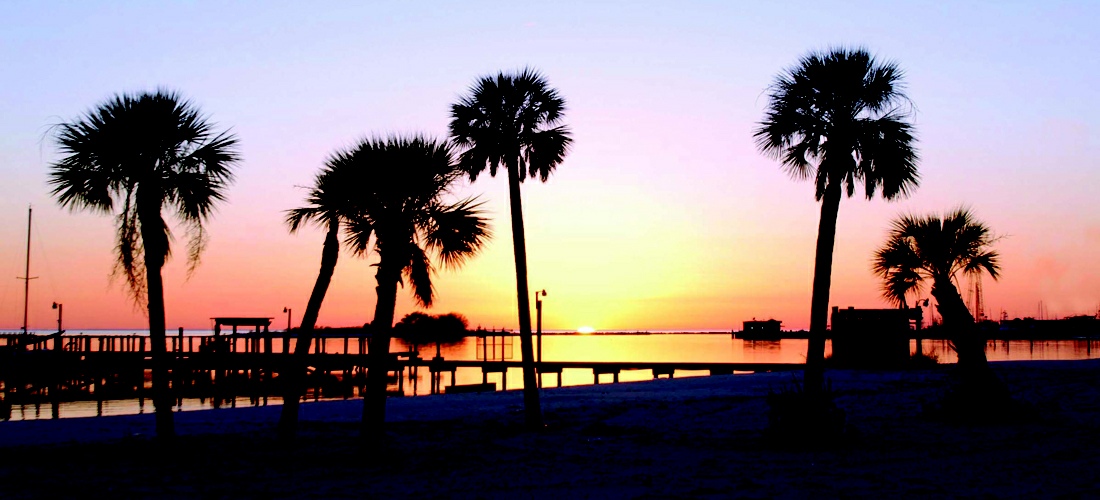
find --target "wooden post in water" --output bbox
[214,322,223,403]
[263,323,272,355]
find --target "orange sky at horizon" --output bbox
[1,3,1098,332]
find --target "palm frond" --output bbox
[873,229,924,306]
[344,214,375,258]
[874,208,1002,308]
[286,206,324,233]
[855,114,919,200]
[405,244,434,307]
[112,194,145,304]
[321,134,496,313]
[964,251,1001,280]
[524,126,572,182]
[184,222,208,277]
[48,89,239,302]
[48,154,116,213]
[448,68,571,184]
[756,47,918,203]
[424,198,491,269]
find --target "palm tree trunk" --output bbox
[506,161,542,429]
[930,277,1008,413]
[806,181,842,394]
[278,220,340,441]
[931,278,987,370]
[362,257,400,443]
[137,201,175,439]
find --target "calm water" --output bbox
[393,334,1100,392]
[4,333,1099,421]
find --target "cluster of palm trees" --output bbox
[48,48,1005,443]
[277,135,494,442]
[48,70,571,441]
[756,48,1002,398]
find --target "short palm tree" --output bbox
[277,153,357,440]
[49,90,238,438]
[755,48,919,391]
[873,208,1001,370]
[341,135,490,442]
[449,68,572,428]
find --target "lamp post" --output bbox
[51,302,62,333]
[283,307,292,331]
[535,289,547,362]
[51,302,63,351]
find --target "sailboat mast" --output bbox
[22,206,32,334]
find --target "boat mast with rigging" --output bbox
[17,205,37,334]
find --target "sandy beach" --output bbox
[2,359,1099,498]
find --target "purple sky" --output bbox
[1,1,1097,331]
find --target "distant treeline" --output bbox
[987,316,1100,340]
[290,312,472,343]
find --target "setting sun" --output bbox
[577,326,596,334]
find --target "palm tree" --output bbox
[49,90,239,439]
[340,135,490,442]
[755,48,919,392]
[873,208,1001,371]
[277,152,357,440]
[448,68,572,429]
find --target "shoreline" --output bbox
[2,359,1100,497]
[1,358,1096,445]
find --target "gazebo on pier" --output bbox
[212,317,275,353]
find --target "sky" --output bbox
[1,1,1098,332]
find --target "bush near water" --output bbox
[393,312,470,344]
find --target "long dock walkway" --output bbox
[416,358,798,393]
[0,332,801,409]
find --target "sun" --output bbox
[577,326,596,334]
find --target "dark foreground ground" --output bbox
[2,359,1099,498]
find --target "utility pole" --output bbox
[18,206,37,335]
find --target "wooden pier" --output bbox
[419,358,799,393]
[0,331,801,417]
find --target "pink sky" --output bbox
[1,2,1097,331]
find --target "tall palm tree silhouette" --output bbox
[49,90,238,439]
[277,152,358,440]
[449,69,572,428]
[873,208,1000,370]
[341,135,490,442]
[755,48,918,392]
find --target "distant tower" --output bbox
[973,275,984,322]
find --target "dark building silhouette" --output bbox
[736,319,783,340]
[830,306,923,368]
